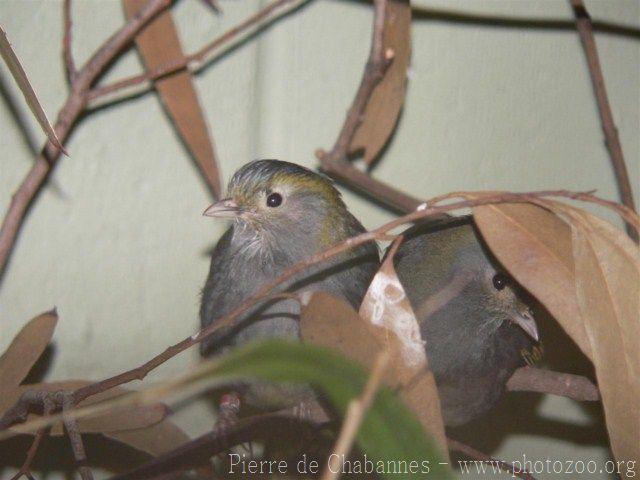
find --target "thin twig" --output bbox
[322,351,390,480]
[60,393,93,480]
[87,0,302,101]
[448,438,536,480]
[9,397,55,480]
[63,0,77,83]
[0,0,172,278]
[569,0,637,241]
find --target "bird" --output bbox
[200,159,380,409]
[392,215,540,426]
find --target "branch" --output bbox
[0,0,172,278]
[507,366,599,402]
[9,397,54,480]
[87,0,302,101]
[63,0,77,83]
[447,438,536,480]
[569,0,637,241]
[313,0,422,213]
[61,393,94,480]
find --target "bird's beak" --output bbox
[203,198,242,218]
[512,309,539,342]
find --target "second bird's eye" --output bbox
[492,273,508,291]
[266,192,283,208]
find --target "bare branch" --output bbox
[0,0,172,278]
[87,0,302,101]
[448,438,536,480]
[314,0,422,213]
[63,0,77,83]
[569,0,637,241]
[60,393,94,480]
[507,366,599,402]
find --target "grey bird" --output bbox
[200,159,379,408]
[392,216,540,426]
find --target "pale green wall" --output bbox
[0,0,638,478]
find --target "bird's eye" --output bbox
[266,192,283,208]
[492,273,509,291]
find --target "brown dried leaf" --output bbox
[470,196,640,464]
[0,27,66,154]
[123,0,222,197]
[551,204,640,462]
[300,292,382,369]
[350,0,411,165]
[0,310,58,392]
[471,201,592,357]
[104,417,190,457]
[359,243,447,454]
[0,381,167,436]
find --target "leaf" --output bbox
[207,341,451,479]
[0,310,58,392]
[359,242,447,456]
[0,27,66,154]
[550,204,640,463]
[0,381,167,437]
[104,417,190,457]
[123,0,222,198]
[469,195,640,464]
[350,0,411,165]
[471,201,592,357]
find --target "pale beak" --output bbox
[203,198,241,218]
[512,309,539,342]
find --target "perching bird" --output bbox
[392,216,540,426]
[200,159,379,408]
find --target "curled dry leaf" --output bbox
[0,381,167,437]
[0,27,66,154]
[468,194,640,465]
[123,0,222,198]
[349,0,411,165]
[0,310,58,392]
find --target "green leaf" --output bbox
[194,340,451,478]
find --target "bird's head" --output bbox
[476,266,539,342]
[204,160,350,248]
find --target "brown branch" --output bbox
[569,0,637,241]
[0,0,172,279]
[58,393,94,480]
[507,366,599,402]
[313,0,422,213]
[447,438,536,480]
[63,0,77,83]
[87,0,301,101]
[9,397,54,480]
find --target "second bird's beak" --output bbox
[203,198,241,218]
[512,309,539,342]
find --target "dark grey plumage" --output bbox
[393,216,539,426]
[200,160,379,408]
